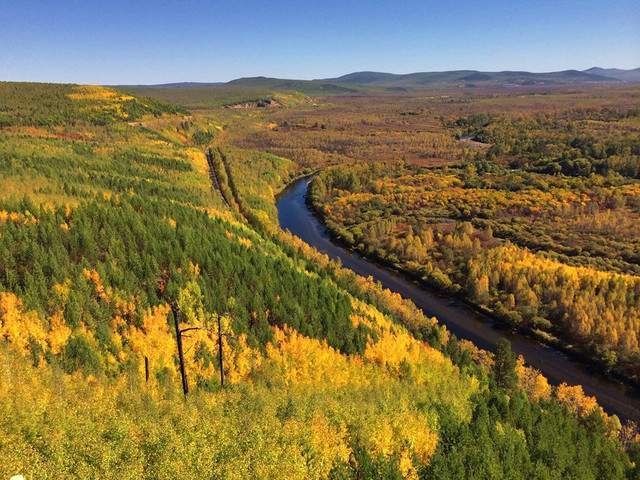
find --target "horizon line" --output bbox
[1,65,638,87]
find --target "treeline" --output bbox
[453,107,640,178]
[0,82,185,127]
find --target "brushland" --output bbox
[0,81,639,479]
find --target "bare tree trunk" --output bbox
[171,303,189,396]
[217,314,225,388]
[144,356,149,384]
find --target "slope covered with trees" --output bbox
[453,107,640,178]
[0,83,638,478]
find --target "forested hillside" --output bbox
[0,82,638,478]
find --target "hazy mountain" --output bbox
[124,82,224,89]
[221,67,638,91]
[122,67,639,100]
[327,71,405,84]
[324,68,624,87]
[225,76,360,94]
[584,67,640,82]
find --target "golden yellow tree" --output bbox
[0,292,47,358]
[126,304,175,383]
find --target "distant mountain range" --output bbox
[125,67,640,96]
[323,67,640,87]
[582,67,640,82]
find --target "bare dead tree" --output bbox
[217,314,225,388]
[215,314,225,387]
[170,301,213,396]
[170,302,189,396]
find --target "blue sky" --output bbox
[1,0,638,84]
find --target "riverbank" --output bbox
[306,176,640,395]
[277,175,640,421]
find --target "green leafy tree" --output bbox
[494,339,517,391]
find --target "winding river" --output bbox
[277,176,640,421]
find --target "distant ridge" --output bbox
[127,82,224,89]
[583,67,640,82]
[327,71,404,84]
[322,68,626,87]
[121,67,640,95]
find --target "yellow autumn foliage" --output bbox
[225,333,262,384]
[362,407,438,479]
[0,281,482,478]
[66,85,119,101]
[399,448,417,480]
[0,292,47,356]
[48,310,71,355]
[0,209,37,224]
[266,326,363,387]
[515,356,552,402]
[52,279,72,303]
[283,413,351,478]
[126,304,176,381]
[555,383,599,417]
[365,329,441,371]
[83,267,108,301]
[237,236,253,248]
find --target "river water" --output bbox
[277,176,640,421]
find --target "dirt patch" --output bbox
[224,98,282,109]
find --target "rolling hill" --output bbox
[584,67,640,83]
[121,67,640,108]
[325,68,623,87]
[125,66,639,95]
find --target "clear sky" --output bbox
[1,0,638,84]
